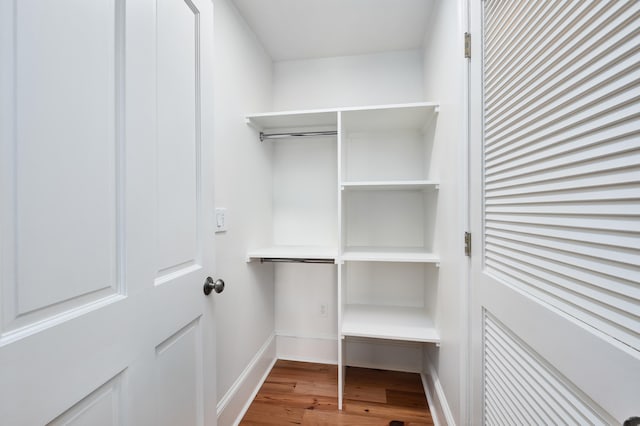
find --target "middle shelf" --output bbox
[247,246,338,263]
[341,180,439,191]
[247,246,440,264]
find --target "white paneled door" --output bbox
[0,0,217,424]
[470,1,640,424]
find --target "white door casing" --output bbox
[470,0,640,424]
[0,0,217,424]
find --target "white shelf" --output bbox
[341,102,439,132]
[245,102,439,133]
[341,180,439,191]
[246,246,338,263]
[342,247,440,263]
[245,108,338,132]
[342,304,440,343]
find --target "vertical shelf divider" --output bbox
[336,110,345,410]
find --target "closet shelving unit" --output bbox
[245,101,441,408]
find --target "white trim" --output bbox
[345,337,424,373]
[277,355,338,366]
[422,373,441,426]
[231,356,277,426]
[275,331,338,340]
[276,334,338,365]
[423,358,456,426]
[460,0,472,424]
[348,360,421,374]
[216,333,276,426]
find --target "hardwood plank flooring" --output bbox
[240,360,433,425]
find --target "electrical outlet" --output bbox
[319,303,328,318]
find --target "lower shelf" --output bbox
[341,304,440,343]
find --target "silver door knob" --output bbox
[203,277,224,295]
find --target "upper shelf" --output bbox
[245,109,338,132]
[245,102,439,133]
[341,102,439,132]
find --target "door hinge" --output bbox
[464,32,471,59]
[464,232,472,257]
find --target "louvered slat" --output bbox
[486,36,639,142]
[484,1,548,77]
[485,238,637,301]
[486,336,565,422]
[485,209,638,232]
[484,221,639,250]
[485,1,632,103]
[483,313,615,425]
[485,2,608,99]
[485,348,548,423]
[486,135,638,182]
[485,1,636,124]
[486,93,639,163]
[485,1,589,98]
[483,0,640,364]
[485,107,639,169]
[486,227,639,269]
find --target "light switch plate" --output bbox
[215,208,227,233]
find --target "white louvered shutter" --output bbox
[483,0,640,353]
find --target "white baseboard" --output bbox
[345,338,423,373]
[276,334,338,364]
[422,359,456,426]
[216,333,276,426]
[275,334,425,373]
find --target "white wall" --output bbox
[212,0,275,410]
[273,50,425,110]
[271,50,426,364]
[422,0,467,424]
[275,263,338,364]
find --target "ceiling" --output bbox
[231,0,432,61]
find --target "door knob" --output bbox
[203,277,224,295]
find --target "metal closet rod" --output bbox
[259,130,338,141]
[259,257,335,264]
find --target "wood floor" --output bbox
[240,360,434,425]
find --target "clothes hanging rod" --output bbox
[259,257,335,264]
[259,130,338,142]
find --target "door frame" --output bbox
[467,0,482,421]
